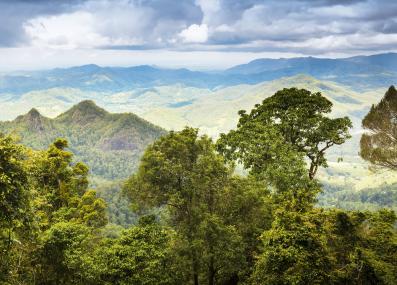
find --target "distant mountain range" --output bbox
[1,53,397,96]
[0,100,165,179]
[226,53,397,90]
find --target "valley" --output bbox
[1,54,397,212]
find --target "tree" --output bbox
[250,144,332,285]
[324,209,397,285]
[29,138,107,229]
[216,89,342,284]
[0,134,30,240]
[76,190,107,228]
[217,88,352,179]
[219,177,272,283]
[124,127,268,285]
[35,221,92,285]
[252,210,332,285]
[0,134,31,283]
[360,86,397,169]
[91,216,180,285]
[26,139,108,284]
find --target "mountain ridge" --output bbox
[1,53,397,96]
[0,101,166,179]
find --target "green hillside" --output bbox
[1,76,396,211]
[0,100,166,180]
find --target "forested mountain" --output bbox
[0,100,166,179]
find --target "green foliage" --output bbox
[89,218,179,285]
[252,211,331,285]
[94,181,137,227]
[323,209,397,284]
[217,87,352,179]
[0,134,29,228]
[0,87,396,285]
[0,137,109,284]
[319,182,397,212]
[360,85,397,169]
[247,138,330,284]
[28,138,107,229]
[124,127,271,284]
[217,87,396,285]
[0,134,31,284]
[77,190,107,227]
[0,100,166,180]
[35,222,92,284]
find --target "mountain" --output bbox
[347,53,397,73]
[0,100,166,179]
[1,53,397,99]
[1,75,396,211]
[0,65,232,95]
[226,53,397,90]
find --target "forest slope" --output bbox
[0,100,166,179]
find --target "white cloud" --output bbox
[179,24,209,43]
[24,12,110,49]
[21,0,197,49]
[195,0,221,23]
[23,2,151,49]
[1,0,397,67]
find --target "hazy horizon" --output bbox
[2,50,397,73]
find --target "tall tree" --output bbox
[360,85,397,169]
[0,134,31,283]
[217,88,352,179]
[249,141,332,285]
[0,134,30,242]
[124,127,269,285]
[27,138,108,284]
[215,89,347,284]
[29,138,107,229]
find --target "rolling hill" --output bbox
[1,54,397,211]
[2,74,395,195]
[0,100,166,180]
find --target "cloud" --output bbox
[1,0,203,48]
[0,0,397,56]
[179,24,209,43]
[0,0,84,46]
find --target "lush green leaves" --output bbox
[218,87,352,179]
[0,87,395,285]
[360,85,397,169]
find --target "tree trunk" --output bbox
[208,257,215,285]
[192,250,199,285]
[222,273,239,285]
[194,273,199,285]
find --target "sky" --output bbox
[0,0,397,71]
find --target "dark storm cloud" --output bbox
[202,0,397,54]
[0,0,396,55]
